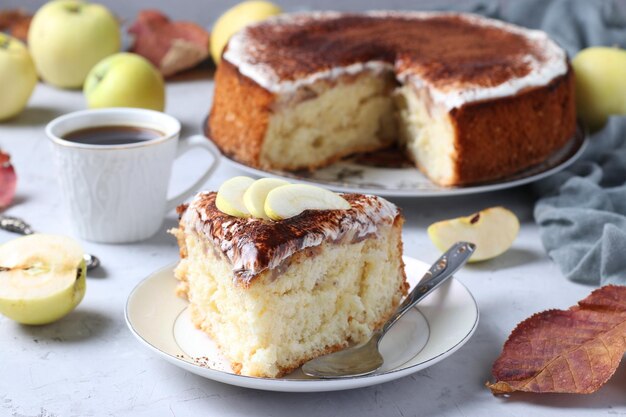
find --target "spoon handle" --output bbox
[0,215,34,235]
[381,242,475,335]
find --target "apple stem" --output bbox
[65,4,82,13]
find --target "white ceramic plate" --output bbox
[214,124,587,197]
[125,256,479,392]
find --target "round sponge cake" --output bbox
[207,11,576,186]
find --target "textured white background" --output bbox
[1,2,626,416]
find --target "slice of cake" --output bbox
[171,184,407,378]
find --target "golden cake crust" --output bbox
[448,68,576,185]
[207,59,273,166]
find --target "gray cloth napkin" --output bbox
[469,0,626,285]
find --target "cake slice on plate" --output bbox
[171,178,407,378]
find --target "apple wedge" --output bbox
[0,234,86,325]
[243,178,290,219]
[428,206,519,262]
[215,176,255,218]
[264,184,350,220]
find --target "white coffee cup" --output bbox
[46,108,220,243]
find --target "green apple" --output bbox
[0,34,37,121]
[264,184,350,220]
[428,206,519,263]
[84,52,165,111]
[216,176,255,218]
[572,46,626,131]
[243,178,290,219]
[211,1,282,64]
[28,0,120,88]
[0,234,86,325]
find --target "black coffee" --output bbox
[63,125,163,145]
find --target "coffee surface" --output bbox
[63,125,163,145]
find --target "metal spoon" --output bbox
[0,215,100,271]
[302,241,475,379]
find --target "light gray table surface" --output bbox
[1,50,625,417]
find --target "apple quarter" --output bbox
[171,191,408,378]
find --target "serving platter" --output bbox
[212,123,587,197]
[125,256,479,392]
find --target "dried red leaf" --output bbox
[0,150,16,208]
[487,285,626,395]
[0,9,32,43]
[128,9,210,77]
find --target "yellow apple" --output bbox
[427,206,519,262]
[84,52,165,111]
[243,178,290,219]
[264,184,350,220]
[211,1,282,64]
[572,46,626,131]
[28,0,121,88]
[0,34,37,121]
[0,234,86,325]
[216,176,255,218]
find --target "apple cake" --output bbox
[172,191,407,378]
[207,11,576,186]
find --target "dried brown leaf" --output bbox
[487,285,626,395]
[128,9,210,77]
[0,9,32,42]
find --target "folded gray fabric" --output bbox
[534,118,626,285]
[466,0,626,285]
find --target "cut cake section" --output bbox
[172,192,407,378]
[207,11,576,186]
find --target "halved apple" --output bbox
[243,178,290,219]
[264,184,351,220]
[215,176,255,218]
[0,234,86,325]
[427,206,520,262]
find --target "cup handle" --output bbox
[166,134,221,212]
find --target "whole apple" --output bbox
[572,46,626,131]
[84,52,165,111]
[0,34,37,121]
[211,1,282,64]
[28,0,121,89]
